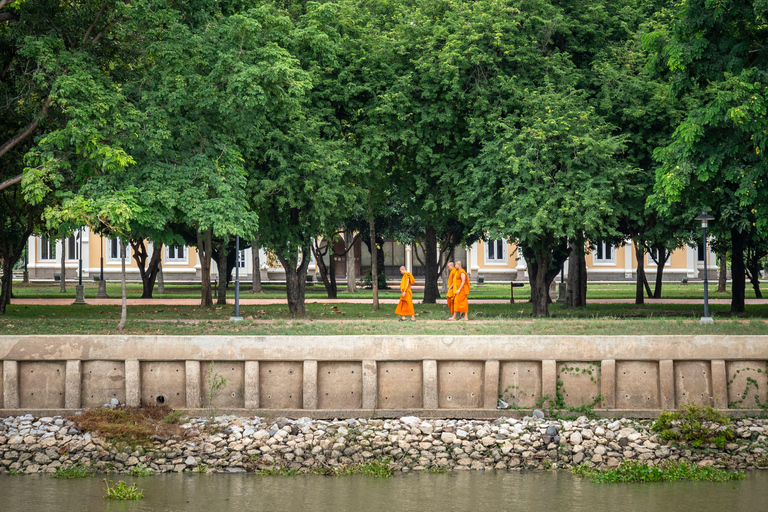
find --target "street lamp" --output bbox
[230,235,243,323]
[96,236,109,298]
[73,228,87,305]
[695,210,715,324]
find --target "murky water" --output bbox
[0,470,764,512]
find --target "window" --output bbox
[594,241,615,263]
[647,247,658,267]
[697,244,705,262]
[486,239,506,263]
[39,236,56,261]
[166,244,187,263]
[66,232,80,260]
[108,238,121,260]
[237,249,246,268]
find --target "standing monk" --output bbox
[445,262,456,319]
[450,261,470,321]
[395,266,416,321]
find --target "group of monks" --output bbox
[394,261,469,321]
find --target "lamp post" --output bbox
[230,235,243,323]
[695,210,715,324]
[73,228,87,304]
[96,236,108,298]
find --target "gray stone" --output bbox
[546,425,558,436]
[532,410,545,419]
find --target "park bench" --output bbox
[510,282,525,304]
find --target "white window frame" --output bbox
[39,236,56,261]
[592,241,616,265]
[107,238,130,262]
[484,239,507,265]
[236,249,246,268]
[165,244,188,265]
[647,246,660,268]
[66,231,81,261]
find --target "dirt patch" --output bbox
[68,406,188,447]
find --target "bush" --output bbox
[363,269,389,290]
[651,404,734,448]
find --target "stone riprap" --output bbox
[2,414,767,475]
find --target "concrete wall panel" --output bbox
[377,361,422,409]
[438,361,483,409]
[557,362,601,408]
[616,361,659,409]
[675,361,712,406]
[0,363,3,408]
[140,362,186,407]
[499,361,541,407]
[260,362,302,409]
[19,362,65,409]
[201,362,244,408]
[726,361,768,409]
[317,362,363,409]
[81,361,125,408]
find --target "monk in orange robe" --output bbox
[450,261,469,321]
[445,262,456,318]
[395,266,415,321]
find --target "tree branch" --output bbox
[0,96,52,159]
[82,1,108,45]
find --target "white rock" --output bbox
[569,431,583,445]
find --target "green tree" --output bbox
[645,0,768,313]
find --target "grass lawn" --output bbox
[8,281,761,301]
[2,301,766,336]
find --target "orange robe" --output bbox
[395,271,415,316]
[453,269,469,314]
[446,268,457,314]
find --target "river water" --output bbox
[1,470,764,512]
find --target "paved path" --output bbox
[11,297,768,306]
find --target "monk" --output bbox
[450,261,470,321]
[445,262,456,319]
[395,265,416,321]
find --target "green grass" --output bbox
[9,281,761,301]
[2,300,768,336]
[51,463,95,479]
[572,460,745,483]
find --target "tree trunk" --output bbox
[746,248,763,299]
[117,239,127,330]
[157,261,164,294]
[565,236,587,308]
[369,205,379,310]
[216,239,228,305]
[130,239,163,299]
[717,250,727,293]
[251,237,262,293]
[197,228,214,307]
[528,251,552,317]
[652,244,667,298]
[278,246,310,316]
[0,259,12,313]
[634,242,645,305]
[60,235,66,293]
[345,228,356,293]
[313,241,338,299]
[731,229,745,313]
[422,225,440,303]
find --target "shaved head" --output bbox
[447,262,455,269]
[455,261,463,269]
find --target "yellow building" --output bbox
[25,230,718,284]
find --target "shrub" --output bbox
[651,404,734,448]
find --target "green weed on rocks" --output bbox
[572,460,745,483]
[651,405,734,448]
[52,463,94,479]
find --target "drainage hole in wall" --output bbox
[156,396,165,405]
[472,372,475,375]
[289,371,293,375]
[448,372,451,375]
[447,396,452,400]
[268,395,271,399]
[325,393,329,396]
[411,369,413,372]
[411,395,415,398]
[231,393,236,397]
[386,370,389,373]
[351,371,354,374]
[471,393,475,397]
[268,370,272,374]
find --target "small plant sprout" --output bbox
[103,479,144,500]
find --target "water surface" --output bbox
[0,470,763,512]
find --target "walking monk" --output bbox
[395,266,416,321]
[445,262,456,319]
[450,261,470,321]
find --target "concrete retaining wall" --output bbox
[1,335,767,417]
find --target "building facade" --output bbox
[25,230,718,284]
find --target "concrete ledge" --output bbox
[2,335,768,415]
[2,408,767,420]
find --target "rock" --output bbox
[110,398,119,406]
[441,432,457,444]
[185,456,197,466]
[498,400,509,409]
[545,425,558,436]
[400,417,421,428]
[572,452,585,464]
[569,432,582,445]
[532,410,545,419]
